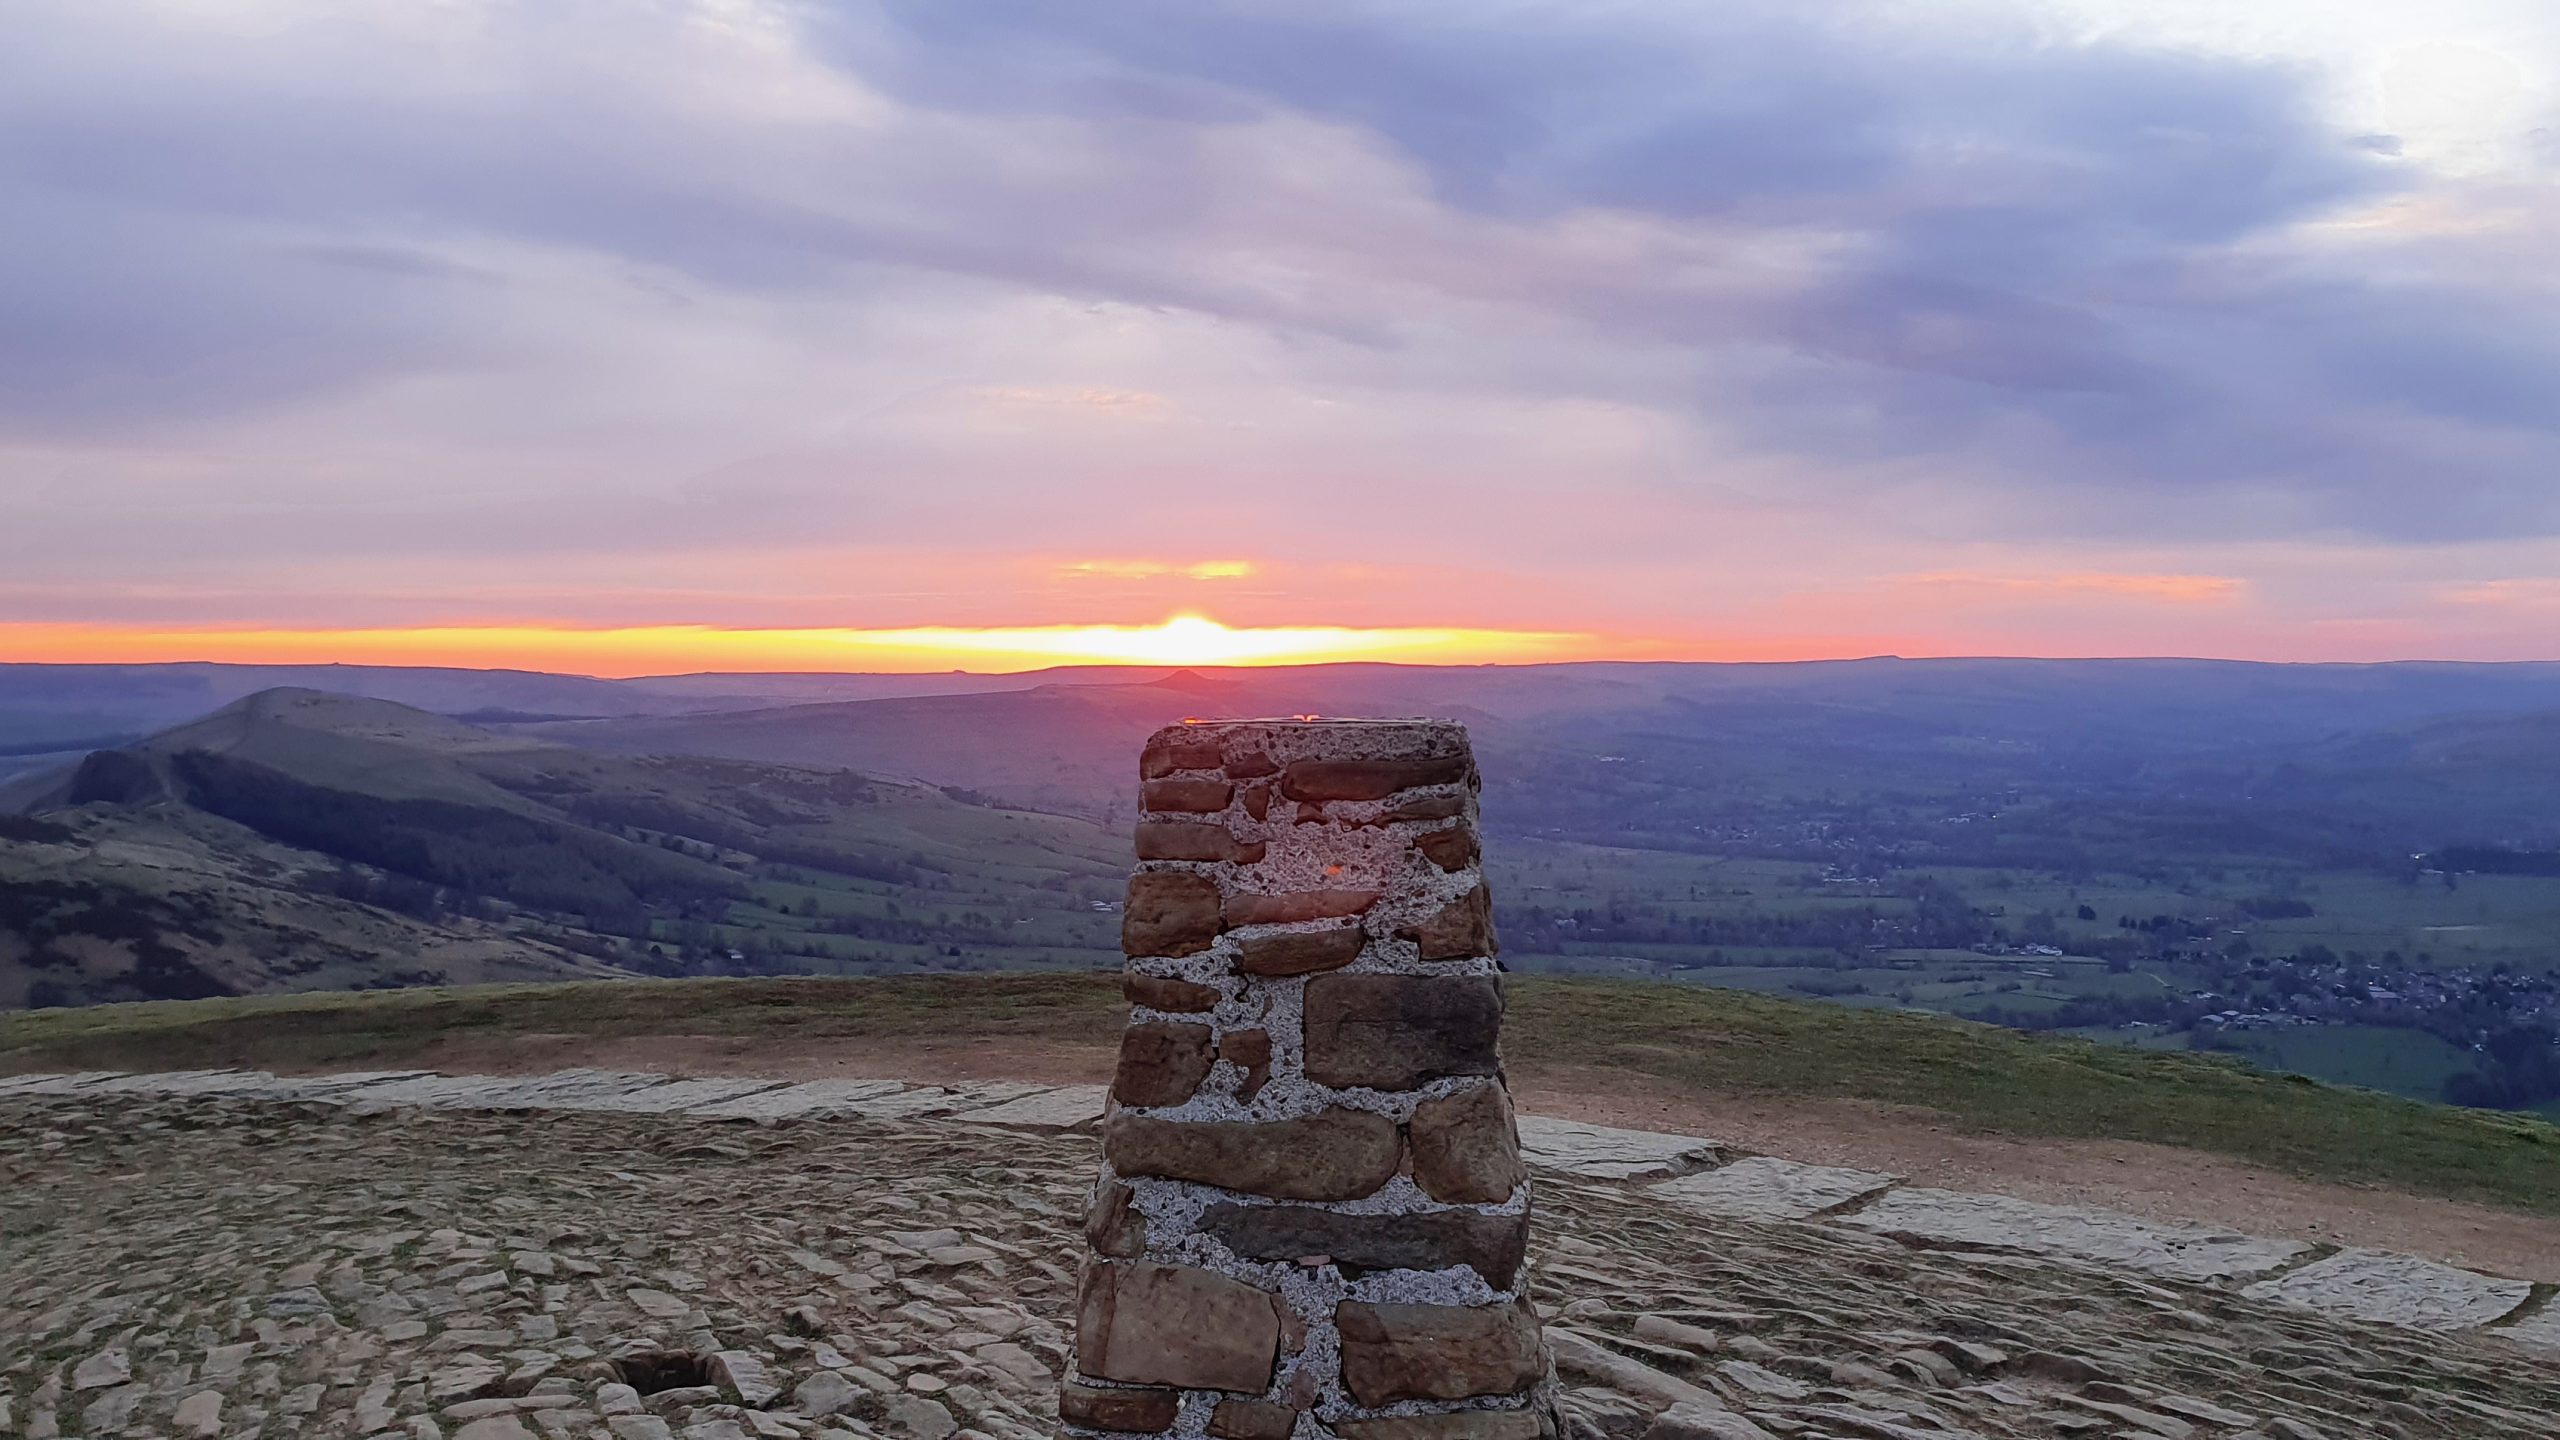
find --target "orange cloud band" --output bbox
[0,617,1597,676]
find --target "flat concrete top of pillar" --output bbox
[1145,717,1472,768]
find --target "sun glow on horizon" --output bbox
[0,616,1600,676]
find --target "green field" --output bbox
[4,973,2555,1216]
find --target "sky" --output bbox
[4,0,2559,673]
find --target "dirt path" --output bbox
[360,1029,2560,1284]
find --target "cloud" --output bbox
[2,0,2559,657]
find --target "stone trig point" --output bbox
[1064,718,1551,1440]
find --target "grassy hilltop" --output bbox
[6,972,2555,1217]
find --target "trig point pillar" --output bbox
[1064,719,1552,1440]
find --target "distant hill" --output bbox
[0,689,1127,1008]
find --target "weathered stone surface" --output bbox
[1143,777,1236,813]
[1103,1110,1402,1201]
[1414,826,1480,872]
[1223,888,1383,926]
[1125,973,1221,1012]
[1112,1022,1216,1108]
[1384,792,1469,823]
[1337,1413,1543,1440]
[1281,755,1471,801]
[1400,884,1498,960]
[1141,734,1225,777]
[1058,1379,1179,1433]
[2241,1249,2535,1331]
[1219,1028,1272,1100]
[1123,872,1224,958]
[1135,820,1262,864]
[1236,921,1368,977]
[1514,1116,1721,1180]
[1206,1397,1299,1440]
[1410,1081,1527,1204]
[1644,1403,1776,1440]
[1240,785,1273,820]
[1652,1157,1896,1221]
[1078,1260,1283,1394]
[1223,747,1279,778]
[1847,1189,2311,1283]
[1200,1200,1529,1286]
[1336,1299,1545,1405]
[1302,974,1503,1090]
[1084,1180,1147,1258]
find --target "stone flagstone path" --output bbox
[4,1065,2551,1359]
[6,1069,2560,1440]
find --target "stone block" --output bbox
[1104,1110,1402,1201]
[1399,884,1497,960]
[1302,974,1503,1091]
[1219,1028,1272,1100]
[1414,827,1480,872]
[1223,747,1280,779]
[1410,1081,1527,1204]
[1199,1201,1528,1287]
[1141,734,1225,778]
[1143,777,1236,813]
[1336,1300,1545,1405]
[1206,1398,1299,1440]
[1281,756,1472,801]
[1125,974,1221,1013]
[1083,1180,1147,1258]
[1078,1260,1283,1394]
[1123,872,1223,958]
[1224,889,1383,926]
[1241,785,1273,820]
[1384,792,1469,823]
[1236,922,1369,977]
[1136,821,1262,864]
[1059,1379,1180,1433]
[1112,1023,1216,1108]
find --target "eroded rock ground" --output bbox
[3,1096,2557,1440]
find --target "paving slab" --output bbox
[686,1079,914,1120]
[0,1073,73,1096]
[838,1080,1053,1120]
[2243,1249,2535,1332]
[331,1073,535,1108]
[2498,1305,2560,1353]
[1846,1188,2312,1284]
[84,1070,277,1096]
[953,1084,1108,1131]
[444,1070,675,1110]
[2,1071,129,1095]
[1516,1115,1722,1180]
[574,1077,793,1113]
[1652,1155,1899,1220]
[261,1070,438,1100]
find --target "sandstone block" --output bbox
[1136,821,1261,864]
[1113,1022,1216,1108]
[1240,785,1273,820]
[1123,872,1223,958]
[1224,747,1279,778]
[1338,1413,1544,1440]
[1199,1201,1528,1287]
[1104,1110,1402,1201]
[1219,1028,1272,1100]
[1336,1299,1545,1405]
[1400,884,1497,960]
[1302,975,1502,1091]
[1059,1378,1180,1433]
[1141,734,1225,778]
[1078,1260,1283,1394]
[1224,888,1382,926]
[1206,1397,1299,1440]
[1236,922,1368,977]
[1282,756,1472,801]
[1143,777,1236,813]
[1385,792,1469,823]
[1125,974,1220,1013]
[1410,1082,1527,1204]
[1414,827,1480,873]
[1083,1180,1147,1258]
